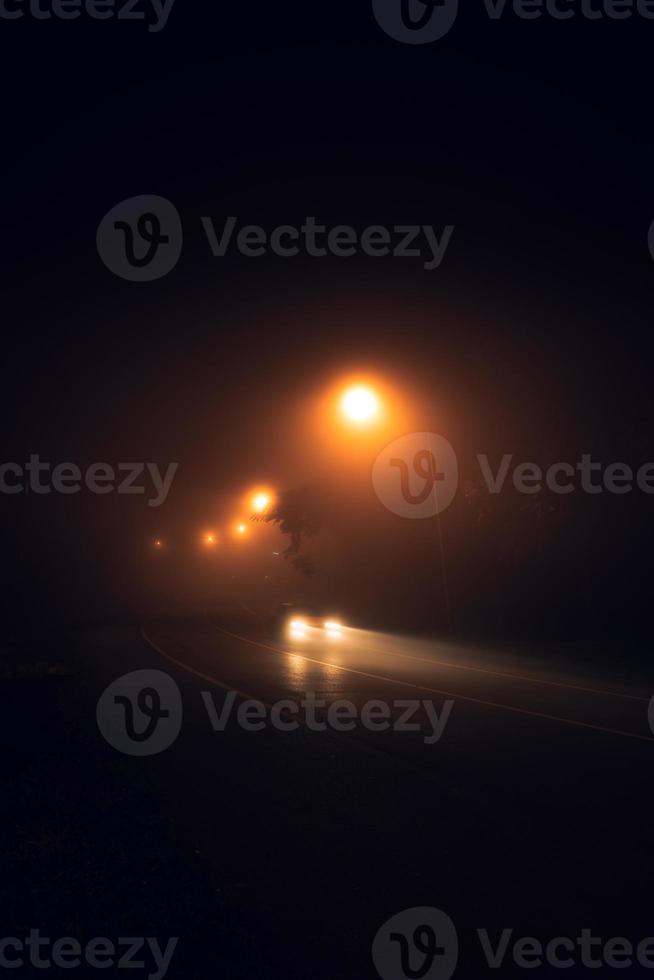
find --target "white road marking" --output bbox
[208,624,654,744]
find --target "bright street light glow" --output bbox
[251,491,272,513]
[202,532,217,547]
[341,384,380,424]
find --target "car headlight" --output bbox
[324,620,342,633]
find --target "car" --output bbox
[273,603,344,641]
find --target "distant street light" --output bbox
[340,384,381,425]
[202,531,218,547]
[250,489,274,514]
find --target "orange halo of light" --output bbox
[340,384,381,424]
[246,486,276,515]
[326,373,397,434]
[294,368,418,483]
[317,372,405,445]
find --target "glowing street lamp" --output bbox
[251,491,273,514]
[340,384,381,425]
[202,531,218,548]
[247,486,275,515]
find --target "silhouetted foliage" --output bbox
[253,481,330,577]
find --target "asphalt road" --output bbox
[144,613,653,749]
[82,613,654,978]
